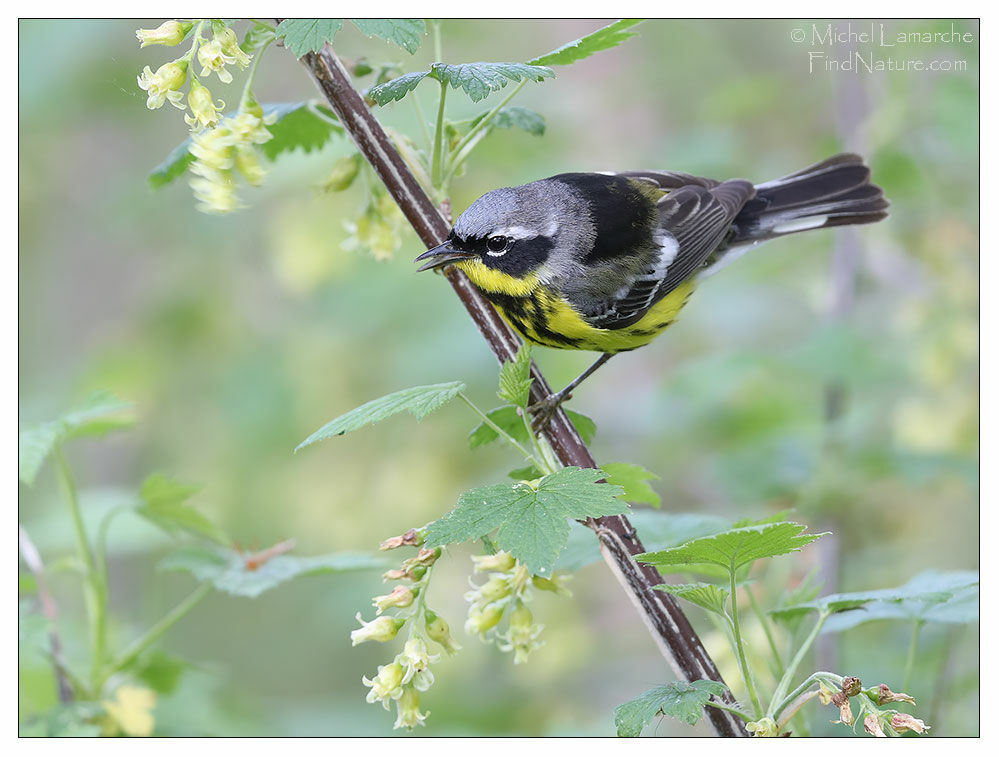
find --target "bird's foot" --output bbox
[527,390,572,433]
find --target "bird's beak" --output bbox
[415,241,476,272]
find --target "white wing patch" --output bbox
[629,233,680,311]
[771,215,828,234]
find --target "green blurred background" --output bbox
[19,19,978,736]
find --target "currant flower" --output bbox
[351,613,405,646]
[137,60,188,110]
[362,662,406,710]
[393,687,428,731]
[216,26,252,69]
[397,638,439,692]
[135,20,191,48]
[496,604,544,664]
[184,77,224,130]
[197,37,236,84]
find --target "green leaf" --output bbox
[468,406,529,450]
[297,381,465,450]
[349,19,425,54]
[425,467,627,576]
[19,391,134,486]
[656,582,730,616]
[602,462,661,507]
[429,62,555,103]
[637,521,825,575]
[148,136,195,188]
[615,680,726,735]
[471,105,546,136]
[819,571,979,632]
[556,510,729,572]
[530,19,644,67]
[275,19,344,58]
[135,473,229,545]
[565,409,597,444]
[508,465,543,480]
[19,422,61,487]
[134,651,187,695]
[367,70,431,105]
[498,343,533,407]
[160,546,386,598]
[259,102,343,160]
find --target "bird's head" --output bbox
[415,184,559,279]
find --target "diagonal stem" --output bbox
[297,45,748,737]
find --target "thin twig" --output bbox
[298,44,746,737]
[19,525,74,702]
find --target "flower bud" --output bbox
[351,613,405,645]
[372,585,415,614]
[471,551,516,573]
[321,154,363,193]
[478,577,512,603]
[135,20,191,48]
[465,603,504,636]
[890,713,929,734]
[424,610,461,655]
[404,547,441,568]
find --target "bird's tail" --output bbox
[728,153,889,245]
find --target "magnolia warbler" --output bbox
[416,153,888,424]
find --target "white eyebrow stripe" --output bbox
[492,225,539,239]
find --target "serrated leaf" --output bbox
[602,462,661,507]
[19,391,134,486]
[556,510,730,572]
[470,105,546,136]
[135,473,229,545]
[160,546,386,598]
[818,571,979,632]
[297,381,466,450]
[259,102,343,160]
[530,19,644,67]
[148,137,195,189]
[637,521,825,575]
[656,582,730,616]
[425,467,627,576]
[429,62,555,103]
[349,19,425,54]
[367,70,431,105]
[498,343,533,407]
[615,679,726,735]
[276,19,344,58]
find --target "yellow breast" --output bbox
[455,258,696,353]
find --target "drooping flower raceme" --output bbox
[184,77,224,130]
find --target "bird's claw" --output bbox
[527,391,572,433]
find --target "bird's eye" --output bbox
[486,235,510,254]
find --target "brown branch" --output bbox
[19,524,74,703]
[299,45,747,737]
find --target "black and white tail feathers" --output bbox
[728,153,889,246]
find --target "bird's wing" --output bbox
[587,176,756,330]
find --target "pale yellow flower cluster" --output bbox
[187,106,277,214]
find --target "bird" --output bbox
[415,153,888,427]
